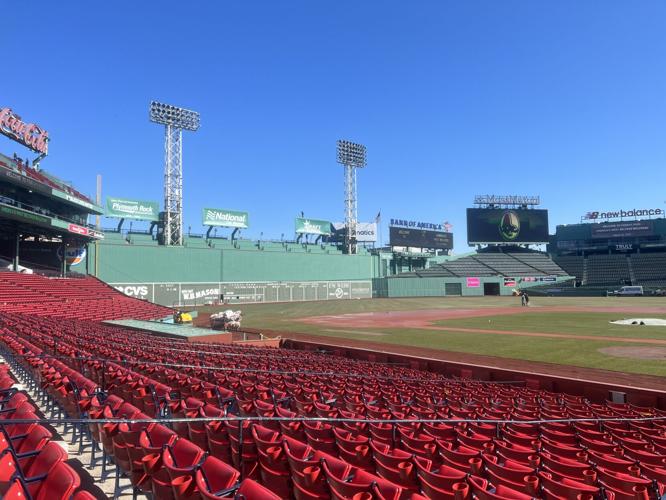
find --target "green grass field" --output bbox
[198,296,666,377]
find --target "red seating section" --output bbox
[0,364,94,499]
[0,272,172,321]
[1,311,666,499]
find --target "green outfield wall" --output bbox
[90,237,564,304]
[90,240,376,283]
[89,238,378,305]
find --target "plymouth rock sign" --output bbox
[0,108,49,155]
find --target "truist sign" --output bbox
[0,108,49,155]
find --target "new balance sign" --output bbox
[584,208,663,220]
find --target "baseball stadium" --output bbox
[0,105,665,500]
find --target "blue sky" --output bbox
[3,1,666,253]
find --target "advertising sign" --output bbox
[466,277,480,288]
[615,243,633,251]
[0,165,50,195]
[389,226,453,249]
[331,222,377,242]
[202,208,249,228]
[390,219,444,231]
[67,224,89,236]
[106,197,160,222]
[0,204,51,226]
[590,220,654,239]
[0,108,49,155]
[327,282,351,299]
[503,277,516,287]
[295,218,331,235]
[57,246,86,266]
[584,208,663,220]
[180,284,221,305]
[522,276,556,283]
[114,284,152,301]
[466,208,549,244]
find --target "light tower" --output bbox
[336,140,366,254]
[149,101,200,246]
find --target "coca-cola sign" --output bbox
[0,108,49,155]
[67,224,89,236]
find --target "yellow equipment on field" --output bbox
[173,311,193,324]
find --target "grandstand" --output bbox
[0,272,172,320]
[400,251,568,279]
[0,152,103,276]
[548,218,666,292]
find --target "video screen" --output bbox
[590,220,654,239]
[466,208,549,244]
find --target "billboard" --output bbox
[202,208,249,228]
[390,219,444,231]
[590,220,654,239]
[584,208,663,221]
[0,108,49,155]
[295,218,331,235]
[466,208,549,244]
[466,277,480,288]
[331,222,377,242]
[106,197,159,221]
[389,226,453,249]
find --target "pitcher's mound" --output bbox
[610,318,666,326]
[599,346,666,360]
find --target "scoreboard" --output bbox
[389,226,453,249]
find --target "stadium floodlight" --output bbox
[336,140,367,255]
[337,140,366,168]
[149,101,200,246]
[150,101,200,131]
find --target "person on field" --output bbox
[523,291,530,306]
[520,290,526,306]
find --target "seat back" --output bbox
[35,461,81,500]
[17,425,53,455]
[25,441,68,496]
